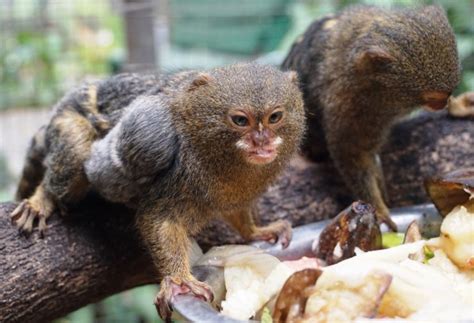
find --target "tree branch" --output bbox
[1,112,473,322]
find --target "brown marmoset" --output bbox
[11,63,305,320]
[282,5,461,230]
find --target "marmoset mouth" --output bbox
[246,148,277,165]
[422,91,450,111]
[423,99,449,111]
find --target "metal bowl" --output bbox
[172,203,441,322]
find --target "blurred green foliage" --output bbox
[0,1,124,110]
[439,0,474,93]
[57,285,161,323]
[170,0,292,55]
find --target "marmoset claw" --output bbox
[250,219,293,249]
[154,275,214,322]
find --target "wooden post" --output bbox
[122,0,158,72]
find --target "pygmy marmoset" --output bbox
[11,63,305,320]
[282,5,461,230]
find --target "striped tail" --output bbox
[15,126,47,200]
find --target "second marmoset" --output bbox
[11,63,305,320]
[282,5,461,230]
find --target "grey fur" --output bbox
[85,95,178,205]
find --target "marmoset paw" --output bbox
[250,219,293,249]
[154,275,214,322]
[10,199,53,236]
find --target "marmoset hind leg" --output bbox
[12,109,100,234]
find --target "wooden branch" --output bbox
[1,112,473,322]
[0,201,155,323]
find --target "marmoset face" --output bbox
[181,64,305,166]
[228,106,286,165]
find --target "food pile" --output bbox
[201,170,474,322]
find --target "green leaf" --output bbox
[382,232,405,248]
[423,245,435,263]
[261,307,273,323]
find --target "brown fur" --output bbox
[282,5,460,229]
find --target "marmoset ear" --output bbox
[285,71,299,86]
[188,73,213,92]
[419,4,445,17]
[356,46,395,72]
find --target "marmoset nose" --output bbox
[422,91,450,111]
[251,130,270,147]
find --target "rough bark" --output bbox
[1,112,473,322]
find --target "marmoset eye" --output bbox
[269,111,283,124]
[231,115,249,127]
